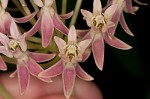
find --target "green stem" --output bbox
[61,0,67,23]
[0,85,12,99]
[29,0,39,12]
[69,0,83,27]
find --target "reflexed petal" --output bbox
[45,0,54,6]
[78,39,91,54]
[102,21,115,33]
[38,77,52,83]
[59,11,73,19]
[93,0,102,14]
[17,63,30,95]
[125,0,134,14]
[81,47,91,62]
[4,13,12,33]
[62,63,76,99]
[41,13,54,47]
[33,0,43,7]
[53,12,69,35]
[68,25,76,43]
[25,16,41,37]
[28,52,56,62]
[0,46,13,57]
[92,34,104,71]
[0,32,9,45]
[39,60,63,78]
[27,58,44,76]
[76,63,94,81]
[14,11,37,23]
[80,9,93,27]
[10,20,20,38]
[120,13,134,36]
[0,56,7,71]
[54,36,66,52]
[0,20,5,33]
[77,29,90,38]
[1,0,8,9]
[104,34,132,50]
[104,4,117,19]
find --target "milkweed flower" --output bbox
[80,0,132,70]
[39,25,93,99]
[25,0,72,47]
[0,20,55,94]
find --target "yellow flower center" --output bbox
[8,40,19,51]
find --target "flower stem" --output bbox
[0,85,12,99]
[29,0,39,12]
[61,0,67,23]
[69,0,83,27]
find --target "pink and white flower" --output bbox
[39,25,93,99]
[80,0,132,71]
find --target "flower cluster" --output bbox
[0,0,147,99]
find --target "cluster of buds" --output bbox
[0,0,147,99]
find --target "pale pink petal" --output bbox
[104,34,132,50]
[41,13,54,47]
[53,12,69,35]
[80,9,93,27]
[38,77,52,83]
[0,32,9,45]
[68,25,76,43]
[104,4,117,19]
[28,52,56,62]
[93,0,102,14]
[78,39,91,54]
[17,63,30,95]
[25,16,41,37]
[77,29,90,38]
[102,21,115,33]
[120,13,134,36]
[39,60,63,78]
[14,11,37,23]
[3,13,12,33]
[33,0,43,7]
[45,0,54,6]
[1,0,8,9]
[54,36,66,52]
[62,63,76,99]
[76,63,94,81]
[0,56,7,71]
[92,34,104,71]
[18,34,27,51]
[27,58,44,76]
[59,11,73,19]
[0,20,5,33]
[10,20,20,39]
[81,47,92,62]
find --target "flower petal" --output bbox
[9,70,17,78]
[81,47,92,62]
[13,11,37,23]
[124,0,135,14]
[0,56,7,71]
[0,46,13,57]
[76,63,94,81]
[41,12,54,47]
[17,63,30,95]
[39,60,63,78]
[28,52,56,62]
[68,25,76,43]
[3,13,12,33]
[33,0,43,7]
[0,32,9,45]
[59,11,73,20]
[77,29,90,38]
[18,34,27,51]
[45,0,54,6]
[93,0,102,14]
[1,0,8,9]
[80,9,93,27]
[120,13,134,36]
[53,12,69,35]
[62,63,76,99]
[104,33,132,50]
[54,36,66,52]
[25,16,41,37]
[92,33,104,71]
[78,39,91,54]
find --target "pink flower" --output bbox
[0,0,37,34]
[0,20,55,94]
[80,0,132,70]
[39,26,93,99]
[25,0,73,48]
